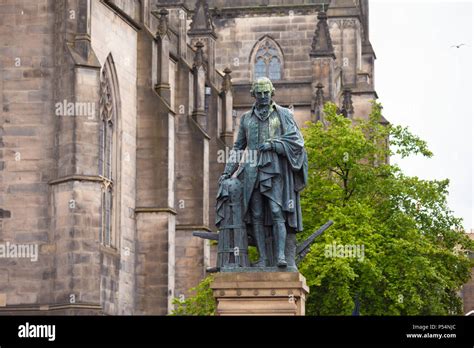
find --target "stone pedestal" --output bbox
[211,272,309,316]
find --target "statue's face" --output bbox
[255,90,271,106]
[251,77,274,107]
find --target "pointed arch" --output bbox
[99,54,121,248]
[249,35,284,81]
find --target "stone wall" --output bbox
[213,8,376,125]
[91,0,139,315]
[0,0,56,309]
[214,14,316,84]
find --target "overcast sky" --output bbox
[369,0,473,230]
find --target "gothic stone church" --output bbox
[0,0,379,314]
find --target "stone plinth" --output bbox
[211,272,309,316]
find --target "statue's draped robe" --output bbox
[257,105,308,232]
[217,103,308,233]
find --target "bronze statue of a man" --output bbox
[219,77,308,268]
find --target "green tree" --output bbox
[299,102,473,315]
[170,275,216,315]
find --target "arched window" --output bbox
[251,37,283,81]
[99,54,120,248]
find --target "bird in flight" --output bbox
[451,43,467,48]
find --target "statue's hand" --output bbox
[218,173,230,185]
[258,142,272,152]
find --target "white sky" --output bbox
[370,0,473,230]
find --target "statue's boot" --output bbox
[252,223,267,267]
[274,222,287,268]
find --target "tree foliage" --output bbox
[170,275,216,316]
[299,102,472,315]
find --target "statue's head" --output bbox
[250,77,275,106]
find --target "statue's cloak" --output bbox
[254,105,308,232]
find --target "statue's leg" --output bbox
[249,189,267,267]
[269,200,287,267]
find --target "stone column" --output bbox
[340,87,354,118]
[220,67,234,146]
[188,0,217,86]
[136,19,176,314]
[177,8,188,60]
[211,272,309,316]
[49,0,103,313]
[192,41,207,130]
[341,19,358,87]
[312,82,325,123]
[153,9,171,104]
[310,12,336,103]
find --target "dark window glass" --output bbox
[255,58,266,79]
[269,57,281,80]
[253,39,282,80]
